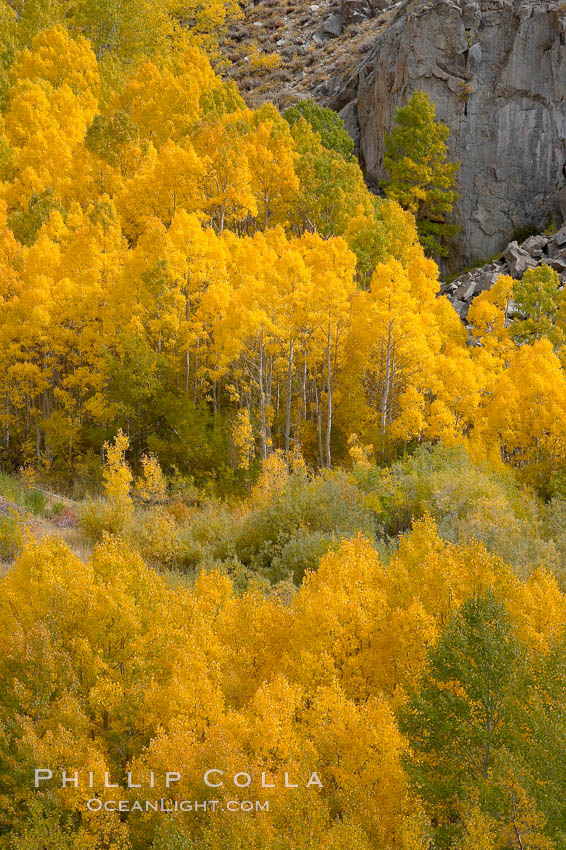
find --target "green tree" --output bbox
[289,116,370,237]
[284,98,354,160]
[399,590,522,848]
[515,636,566,847]
[512,264,563,347]
[382,90,460,258]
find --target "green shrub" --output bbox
[177,502,238,571]
[355,444,515,535]
[213,558,269,596]
[127,507,180,568]
[0,470,23,504]
[356,444,558,578]
[174,471,374,584]
[79,496,127,542]
[24,488,47,516]
[49,501,65,517]
[0,510,25,560]
[271,529,336,585]
[234,470,375,581]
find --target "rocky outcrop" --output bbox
[342,0,393,24]
[441,225,566,320]
[355,0,566,270]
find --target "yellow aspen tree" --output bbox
[0,224,60,462]
[167,209,227,398]
[251,449,289,506]
[423,347,482,445]
[192,113,257,233]
[135,452,167,505]
[300,232,356,467]
[116,139,205,240]
[481,339,566,490]
[347,259,434,455]
[269,231,312,456]
[232,408,255,471]
[2,27,99,214]
[244,104,299,230]
[115,51,217,146]
[204,230,280,457]
[467,273,515,375]
[456,805,498,850]
[0,200,24,452]
[103,428,133,528]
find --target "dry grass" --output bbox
[25,514,94,562]
[51,526,95,561]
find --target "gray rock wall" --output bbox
[356,0,566,269]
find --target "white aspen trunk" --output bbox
[285,337,294,454]
[315,382,323,469]
[184,274,191,393]
[325,323,332,468]
[382,322,393,434]
[258,337,268,459]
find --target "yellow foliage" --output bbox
[232,408,255,471]
[347,433,373,469]
[2,511,566,846]
[135,452,167,504]
[0,14,559,485]
[456,806,498,850]
[102,429,133,529]
[251,449,289,504]
[248,43,282,73]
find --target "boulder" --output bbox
[454,278,478,301]
[546,257,566,273]
[324,12,344,36]
[504,241,538,279]
[342,0,375,24]
[475,268,502,293]
[452,299,469,320]
[521,234,548,258]
[548,226,566,257]
[313,31,328,45]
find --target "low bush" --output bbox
[355,444,561,578]
[177,502,238,571]
[23,488,47,516]
[234,470,375,581]
[79,497,128,542]
[0,470,23,504]
[0,510,25,560]
[271,529,336,584]
[128,508,180,569]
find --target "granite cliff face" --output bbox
[353,0,566,268]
